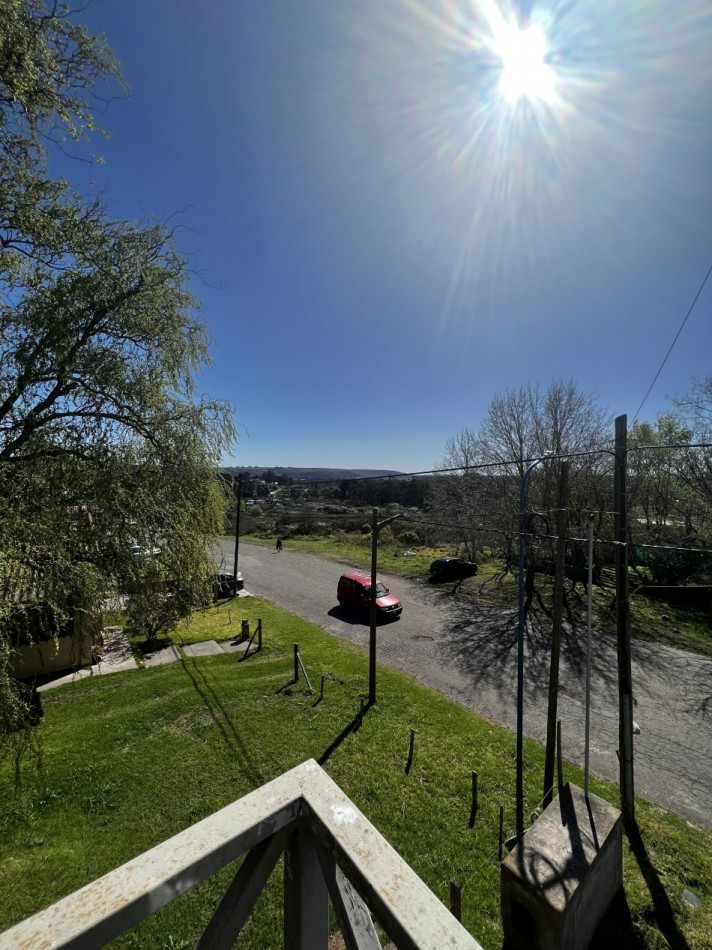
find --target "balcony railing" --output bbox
[0,759,483,950]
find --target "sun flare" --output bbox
[491,20,557,105]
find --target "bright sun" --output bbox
[491,20,557,105]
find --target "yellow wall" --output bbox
[10,624,95,679]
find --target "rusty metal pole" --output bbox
[543,462,568,808]
[615,414,635,822]
[516,457,547,839]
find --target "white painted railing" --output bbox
[0,759,483,950]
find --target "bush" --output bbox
[398,530,420,547]
[361,524,371,535]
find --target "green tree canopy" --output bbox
[1,2,235,750]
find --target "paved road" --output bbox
[216,541,712,830]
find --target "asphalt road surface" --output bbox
[216,540,712,830]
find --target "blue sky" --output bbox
[70,0,711,471]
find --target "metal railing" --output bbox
[0,759,483,950]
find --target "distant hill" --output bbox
[222,466,403,483]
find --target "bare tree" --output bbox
[430,381,612,568]
[475,380,609,470]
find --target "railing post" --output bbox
[284,829,329,950]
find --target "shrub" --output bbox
[398,529,420,547]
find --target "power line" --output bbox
[235,442,712,498]
[632,260,712,424]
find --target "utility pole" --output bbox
[369,507,402,706]
[233,473,242,586]
[615,414,635,823]
[543,461,568,808]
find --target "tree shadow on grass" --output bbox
[587,820,692,950]
[178,655,266,788]
[623,818,691,950]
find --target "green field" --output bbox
[1,596,710,948]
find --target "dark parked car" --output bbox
[429,557,478,582]
[213,570,243,599]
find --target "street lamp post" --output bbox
[233,473,242,587]
[369,508,402,705]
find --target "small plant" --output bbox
[398,529,420,547]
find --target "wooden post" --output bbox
[405,728,415,774]
[615,414,635,823]
[294,644,299,682]
[449,880,461,921]
[469,770,478,828]
[257,618,262,650]
[556,719,563,791]
[543,462,568,808]
[498,806,504,861]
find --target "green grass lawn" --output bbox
[2,598,711,947]
[237,530,443,578]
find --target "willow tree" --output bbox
[1,1,235,757]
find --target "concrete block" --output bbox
[219,639,251,653]
[501,783,622,949]
[182,641,224,657]
[143,646,180,666]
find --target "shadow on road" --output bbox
[327,605,368,626]
[327,605,400,627]
[428,589,620,701]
